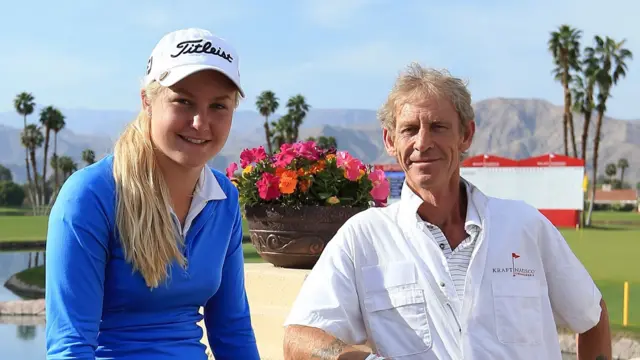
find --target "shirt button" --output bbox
[439,243,445,250]
[439,281,446,287]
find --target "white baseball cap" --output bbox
[144,28,244,97]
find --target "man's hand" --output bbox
[576,299,612,360]
[283,325,374,360]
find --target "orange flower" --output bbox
[279,170,298,194]
[275,167,286,177]
[326,196,340,205]
[326,154,336,161]
[297,168,306,177]
[357,168,365,181]
[310,160,326,174]
[299,178,312,193]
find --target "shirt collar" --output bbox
[193,165,227,201]
[399,178,483,233]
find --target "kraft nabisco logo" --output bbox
[492,252,536,277]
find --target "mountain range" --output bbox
[1,98,638,186]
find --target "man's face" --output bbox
[383,96,475,191]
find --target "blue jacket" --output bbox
[45,155,260,359]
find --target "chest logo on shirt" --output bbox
[492,252,536,277]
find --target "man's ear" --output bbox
[459,120,475,153]
[383,127,397,157]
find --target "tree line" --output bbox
[548,25,633,226]
[255,91,337,154]
[1,93,96,212]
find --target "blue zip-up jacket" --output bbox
[45,155,260,359]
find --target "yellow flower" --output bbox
[326,196,340,205]
[326,154,336,161]
[242,165,253,176]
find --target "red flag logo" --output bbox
[512,252,520,259]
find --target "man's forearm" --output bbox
[283,325,373,360]
[576,299,612,360]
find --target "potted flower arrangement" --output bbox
[225,140,390,269]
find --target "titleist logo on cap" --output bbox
[170,39,234,63]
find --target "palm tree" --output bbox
[20,124,44,208]
[49,113,66,192]
[38,106,64,204]
[57,156,78,181]
[13,92,36,203]
[617,158,629,186]
[255,90,280,155]
[549,25,582,157]
[604,163,617,183]
[82,149,96,166]
[286,94,311,143]
[585,35,633,226]
[572,51,600,161]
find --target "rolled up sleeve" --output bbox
[284,223,366,345]
[538,214,602,333]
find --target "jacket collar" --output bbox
[398,176,488,230]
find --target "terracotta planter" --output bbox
[244,204,366,269]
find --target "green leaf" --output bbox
[317,192,332,200]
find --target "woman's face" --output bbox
[144,70,237,171]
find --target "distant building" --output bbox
[589,187,639,212]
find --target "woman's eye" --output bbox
[211,103,228,110]
[175,98,191,105]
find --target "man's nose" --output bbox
[413,127,433,152]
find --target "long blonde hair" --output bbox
[112,81,185,288]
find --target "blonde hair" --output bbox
[112,81,183,289]
[377,62,475,133]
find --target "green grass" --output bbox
[15,265,46,288]
[590,211,640,225]
[559,226,640,333]
[0,215,48,241]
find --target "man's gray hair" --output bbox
[377,62,475,133]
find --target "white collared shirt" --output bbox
[170,165,227,237]
[284,179,602,360]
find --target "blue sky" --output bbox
[1,0,638,119]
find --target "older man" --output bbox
[282,63,611,360]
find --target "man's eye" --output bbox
[211,103,228,110]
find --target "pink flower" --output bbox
[225,162,238,178]
[336,151,363,181]
[274,143,297,167]
[369,169,390,201]
[239,146,267,168]
[294,140,321,161]
[256,172,281,201]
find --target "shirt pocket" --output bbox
[362,262,432,358]
[492,278,543,345]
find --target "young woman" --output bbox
[45,28,260,360]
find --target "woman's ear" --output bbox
[141,89,152,118]
[141,89,150,113]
